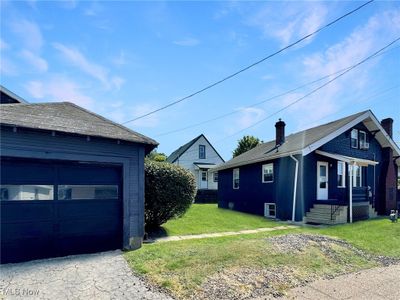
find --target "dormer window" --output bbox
[199,145,206,159]
[351,129,358,148]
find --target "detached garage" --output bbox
[0,98,157,263]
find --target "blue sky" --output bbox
[1,0,399,160]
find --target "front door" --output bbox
[317,161,329,200]
[200,170,208,189]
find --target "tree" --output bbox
[146,150,167,162]
[232,135,262,157]
[144,159,196,229]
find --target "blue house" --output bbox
[215,110,399,224]
[0,87,157,263]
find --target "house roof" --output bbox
[167,134,225,163]
[214,110,400,171]
[0,102,158,148]
[0,85,28,104]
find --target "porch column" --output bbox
[349,163,354,223]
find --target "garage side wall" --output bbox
[0,126,145,250]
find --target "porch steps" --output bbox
[303,205,348,225]
[369,204,378,218]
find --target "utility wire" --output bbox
[155,45,399,138]
[216,37,400,142]
[122,0,374,124]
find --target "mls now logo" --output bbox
[0,288,40,297]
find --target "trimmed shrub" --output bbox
[144,159,196,229]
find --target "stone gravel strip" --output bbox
[0,250,173,300]
[154,225,298,243]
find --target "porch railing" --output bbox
[330,205,341,220]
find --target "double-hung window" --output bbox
[337,161,346,188]
[351,129,358,148]
[262,163,274,183]
[213,172,218,182]
[359,131,369,149]
[352,165,362,187]
[233,168,240,189]
[199,145,206,159]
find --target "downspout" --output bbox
[349,163,353,223]
[290,155,299,222]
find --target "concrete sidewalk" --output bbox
[153,225,298,243]
[281,264,400,300]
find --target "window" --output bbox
[213,172,218,182]
[264,203,276,218]
[352,166,362,187]
[337,161,346,188]
[397,169,400,190]
[199,145,206,159]
[58,185,118,200]
[201,171,207,181]
[0,185,54,201]
[359,131,369,150]
[351,129,358,148]
[233,168,240,189]
[262,163,274,183]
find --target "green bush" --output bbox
[144,159,196,229]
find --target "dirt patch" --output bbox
[191,234,399,300]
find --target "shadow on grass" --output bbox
[146,226,168,239]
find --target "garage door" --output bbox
[1,158,123,264]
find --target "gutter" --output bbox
[290,154,299,222]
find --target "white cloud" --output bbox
[173,38,200,47]
[0,38,9,50]
[20,50,48,72]
[0,57,19,76]
[112,51,127,67]
[236,107,266,130]
[125,104,160,128]
[247,3,327,45]
[25,77,94,108]
[10,19,43,51]
[53,43,124,90]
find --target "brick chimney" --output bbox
[378,117,396,214]
[275,119,286,146]
[381,118,393,138]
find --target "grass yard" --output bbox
[158,204,281,236]
[126,204,400,299]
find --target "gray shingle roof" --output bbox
[214,110,368,171]
[167,134,203,163]
[0,102,158,146]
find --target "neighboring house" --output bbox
[0,89,157,263]
[1,85,28,104]
[215,110,399,225]
[167,134,224,193]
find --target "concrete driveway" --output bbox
[0,251,172,300]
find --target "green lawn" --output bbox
[126,210,400,299]
[158,204,281,236]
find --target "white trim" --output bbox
[315,150,378,167]
[317,161,329,200]
[264,203,276,218]
[351,129,359,149]
[262,163,274,183]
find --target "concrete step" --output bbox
[310,207,344,214]
[303,217,338,225]
[313,204,346,209]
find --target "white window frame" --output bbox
[359,130,368,150]
[233,168,240,189]
[213,172,218,182]
[262,163,274,183]
[351,129,359,149]
[264,203,276,218]
[337,161,346,188]
[354,165,362,187]
[199,145,206,159]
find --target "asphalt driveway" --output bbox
[0,250,172,300]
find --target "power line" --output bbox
[155,45,399,138]
[122,0,374,124]
[216,37,400,142]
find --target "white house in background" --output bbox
[167,134,225,190]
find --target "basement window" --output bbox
[233,168,240,189]
[264,203,276,218]
[337,161,346,188]
[351,129,358,148]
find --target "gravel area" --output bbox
[190,234,399,300]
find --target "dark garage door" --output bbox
[1,158,123,264]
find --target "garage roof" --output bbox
[0,102,158,147]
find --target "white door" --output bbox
[200,170,208,189]
[317,161,329,200]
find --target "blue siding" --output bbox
[0,126,146,250]
[218,121,388,220]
